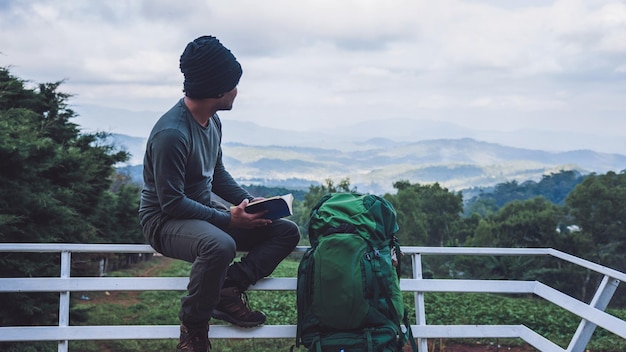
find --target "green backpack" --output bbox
[295,193,417,352]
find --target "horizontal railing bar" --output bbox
[533,282,626,339]
[0,243,309,254]
[413,324,519,338]
[0,277,539,294]
[0,244,551,256]
[0,277,189,292]
[4,244,621,280]
[0,243,309,253]
[400,246,552,256]
[0,324,563,345]
[0,325,296,341]
[0,277,297,292]
[402,246,626,281]
[0,243,158,253]
[400,279,537,293]
[547,248,626,282]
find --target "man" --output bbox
[139,35,301,352]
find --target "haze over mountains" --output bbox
[109,117,626,195]
[81,104,626,154]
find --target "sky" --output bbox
[1,0,625,145]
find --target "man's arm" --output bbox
[150,128,231,227]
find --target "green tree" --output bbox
[464,170,584,215]
[461,196,596,301]
[388,181,463,247]
[386,181,464,279]
[0,67,129,329]
[385,181,428,246]
[465,195,498,218]
[535,170,584,205]
[565,171,626,273]
[465,218,496,247]
[490,197,562,248]
[91,173,142,244]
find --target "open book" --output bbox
[245,193,294,220]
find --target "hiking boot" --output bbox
[212,286,266,327]
[176,323,211,352]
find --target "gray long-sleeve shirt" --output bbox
[139,98,252,228]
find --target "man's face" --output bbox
[216,87,238,111]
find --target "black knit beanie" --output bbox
[179,35,243,99]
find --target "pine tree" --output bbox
[0,67,130,327]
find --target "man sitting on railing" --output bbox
[139,35,301,352]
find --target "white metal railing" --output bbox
[0,244,625,352]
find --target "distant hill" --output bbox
[76,104,626,155]
[220,138,626,193]
[111,132,626,194]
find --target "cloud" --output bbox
[0,0,625,142]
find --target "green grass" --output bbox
[67,256,626,352]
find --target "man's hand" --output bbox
[229,199,272,229]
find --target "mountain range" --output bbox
[78,105,626,155]
[110,119,626,195]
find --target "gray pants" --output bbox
[142,213,300,325]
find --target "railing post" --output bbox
[412,253,428,352]
[58,250,71,352]
[567,275,620,352]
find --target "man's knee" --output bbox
[197,233,236,262]
[279,219,301,248]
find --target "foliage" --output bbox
[383,181,466,278]
[487,197,564,248]
[387,180,464,247]
[565,172,626,268]
[565,171,626,305]
[458,172,626,303]
[0,67,137,331]
[89,173,142,244]
[464,170,585,216]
